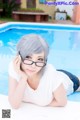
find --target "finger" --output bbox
[13,56,19,63]
[18,55,22,61]
[13,55,21,62]
[15,59,21,66]
[13,58,19,65]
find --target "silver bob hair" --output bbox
[17,34,49,61]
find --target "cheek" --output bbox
[21,63,26,71]
[21,63,42,73]
[37,67,42,72]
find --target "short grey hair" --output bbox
[17,34,49,61]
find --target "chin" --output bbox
[25,71,36,77]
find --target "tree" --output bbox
[1,0,21,17]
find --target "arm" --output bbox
[8,55,28,109]
[8,76,27,109]
[49,84,67,107]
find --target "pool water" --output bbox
[0,23,80,102]
[0,28,80,74]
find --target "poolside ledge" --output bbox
[12,11,48,22]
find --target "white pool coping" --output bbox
[0,21,80,28]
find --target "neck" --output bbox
[28,71,42,82]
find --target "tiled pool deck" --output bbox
[0,20,78,25]
[52,20,76,25]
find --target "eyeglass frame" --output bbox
[23,59,47,67]
[18,51,47,67]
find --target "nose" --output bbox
[31,62,36,68]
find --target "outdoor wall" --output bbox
[20,0,56,19]
[36,0,56,19]
[21,0,26,8]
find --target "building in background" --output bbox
[20,0,56,19]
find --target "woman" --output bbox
[8,34,80,109]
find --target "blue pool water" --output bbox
[0,22,80,102]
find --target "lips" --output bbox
[26,69,35,73]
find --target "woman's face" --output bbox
[21,52,46,77]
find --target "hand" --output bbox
[48,99,55,107]
[13,55,28,81]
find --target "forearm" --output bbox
[49,98,67,107]
[9,78,27,109]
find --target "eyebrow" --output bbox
[37,56,44,58]
[25,55,44,58]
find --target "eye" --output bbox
[26,56,32,59]
[38,58,44,61]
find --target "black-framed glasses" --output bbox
[23,59,46,67]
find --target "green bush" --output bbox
[17,8,44,12]
[1,0,21,17]
[66,15,71,20]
